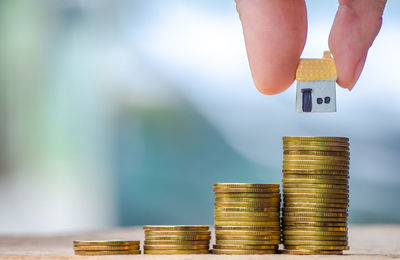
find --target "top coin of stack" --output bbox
[73,240,141,255]
[281,136,350,255]
[143,226,210,254]
[212,183,281,255]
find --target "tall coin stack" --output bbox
[143,226,211,254]
[212,183,281,255]
[281,136,350,255]
[73,240,141,255]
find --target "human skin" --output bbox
[236,0,387,95]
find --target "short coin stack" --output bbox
[281,136,350,255]
[212,183,281,255]
[143,225,210,254]
[73,240,141,255]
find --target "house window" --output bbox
[317,98,323,104]
[325,97,331,104]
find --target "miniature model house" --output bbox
[296,51,337,113]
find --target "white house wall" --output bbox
[296,79,337,113]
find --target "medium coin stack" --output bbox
[212,183,281,255]
[281,136,350,255]
[143,225,211,254]
[73,240,141,255]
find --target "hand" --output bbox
[236,0,387,94]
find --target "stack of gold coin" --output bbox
[73,240,141,255]
[212,183,281,255]
[143,225,210,254]
[281,136,350,255]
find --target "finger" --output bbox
[236,0,307,95]
[329,0,386,90]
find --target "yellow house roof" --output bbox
[296,51,337,81]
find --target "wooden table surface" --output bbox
[0,225,399,259]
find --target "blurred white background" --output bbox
[0,0,399,234]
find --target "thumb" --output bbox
[329,0,386,90]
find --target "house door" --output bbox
[301,88,312,112]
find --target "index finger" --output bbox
[236,0,307,95]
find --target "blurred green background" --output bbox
[0,0,399,233]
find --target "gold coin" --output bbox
[215,226,281,231]
[214,188,280,193]
[283,160,349,167]
[284,150,350,157]
[74,250,141,255]
[143,225,209,231]
[283,156,350,162]
[215,197,280,203]
[215,240,280,245]
[283,226,347,232]
[283,231,347,236]
[215,201,280,207]
[283,159,350,167]
[143,245,209,250]
[211,249,276,254]
[283,174,349,180]
[283,173,349,178]
[283,188,349,195]
[215,230,281,236]
[215,216,280,222]
[280,249,343,255]
[282,216,347,222]
[283,193,348,199]
[216,235,281,240]
[283,165,349,170]
[144,231,211,236]
[145,235,211,240]
[283,141,349,148]
[213,244,278,250]
[283,169,349,175]
[283,221,347,227]
[214,207,280,212]
[283,202,348,208]
[283,146,349,152]
[215,204,280,209]
[214,216,280,222]
[283,164,350,171]
[282,141,349,147]
[284,201,349,208]
[73,240,140,246]
[284,245,350,250]
[214,183,280,189]
[283,240,347,246]
[283,207,347,213]
[283,179,348,185]
[283,183,349,189]
[282,136,349,142]
[283,197,349,203]
[144,240,210,245]
[283,211,348,218]
[283,186,348,194]
[144,249,209,254]
[214,221,280,226]
[215,193,280,198]
[283,189,348,195]
[215,212,280,217]
[74,245,140,251]
[283,167,350,172]
[283,154,349,161]
[282,235,347,241]
[284,156,349,163]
